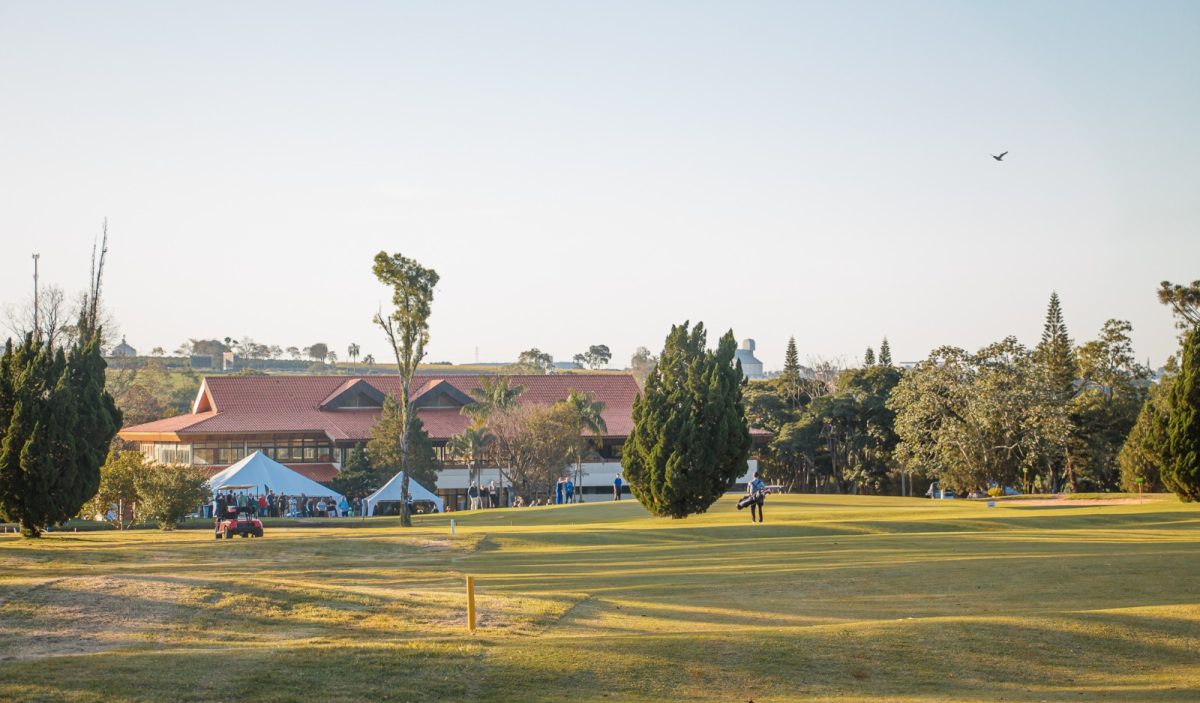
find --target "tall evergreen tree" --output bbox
[0,332,118,536]
[863,347,876,367]
[1035,292,1076,402]
[879,337,893,367]
[623,322,751,518]
[783,337,801,380]
[0,237,119,538]
[1162,329,1200,501]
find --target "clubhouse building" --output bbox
[119,374,668,509]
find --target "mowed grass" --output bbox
[1,495,1198,702]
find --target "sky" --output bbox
[1,1,1197,370]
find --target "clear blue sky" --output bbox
[1,1,1197,368]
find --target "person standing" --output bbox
[747,471,768,523]
[554,478,564,505]
[564,478,574,504]
[212,492,224,530]
[487,480,499,509]
[613,474,623,501]
[468,482,480,510]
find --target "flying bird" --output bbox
[992,151,1008,161]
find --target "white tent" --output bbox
[363,471,444,516]
[207,450,345,501]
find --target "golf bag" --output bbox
[736,490,765,510]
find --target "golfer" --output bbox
[747,471,768,523]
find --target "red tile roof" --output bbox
[120,374,641,443]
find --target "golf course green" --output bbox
[1,494,1198,702]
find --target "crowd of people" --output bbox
[469,474,628,509]
[466,480,502,510]
[212,489,352,520]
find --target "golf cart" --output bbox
[214,484,264,539]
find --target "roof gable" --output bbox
[320,379,387,410]
[120,373,642,442]
[412,380,474,409]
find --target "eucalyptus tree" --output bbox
[889,338,1061,495]
[372,251,439,527]
[1070,319,1151,490]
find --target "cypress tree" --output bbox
[1162,329,1200,501]
[879,337,893,367]
[0,328,119,536]
[623,322,752,518]
[783,337,801,380]
[864,347,876,367]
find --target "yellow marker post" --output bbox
[466,575,477,633]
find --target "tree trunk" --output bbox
[399,387,412,528]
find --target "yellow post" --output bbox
[466,575,477,633]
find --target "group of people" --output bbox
[554,477,575,504]
[466,481,502,510]
[212,489,352,521]
[504,474,627,508]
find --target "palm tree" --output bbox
[363,354,375,366]
[561,389,607,502]
[448,425,495,487]
[462,376,526,423]
[348,343,361,364]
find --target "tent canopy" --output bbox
[207,451,344,501]
[364,472,444,515]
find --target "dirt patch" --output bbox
[0,575,194,661]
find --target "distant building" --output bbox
[111,337,137,357]
[736,339,764,378]
[189,354,214,370]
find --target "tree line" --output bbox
[748,282,1200,500]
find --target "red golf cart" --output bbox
[214,484,265,539]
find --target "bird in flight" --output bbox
[992,151,1008,161]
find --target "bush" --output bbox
[135,464,210,530]
[91,450,150,528]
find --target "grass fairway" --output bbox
[2,495,1198,702]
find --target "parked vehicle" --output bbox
[214,484,264,539]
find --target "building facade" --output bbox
[119,373,767,510]
[735,339,764,378]
[119,374,642,506]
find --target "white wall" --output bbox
[434,459,758,501]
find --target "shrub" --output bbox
[135,464,210,529]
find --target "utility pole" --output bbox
[31,253,40,341]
